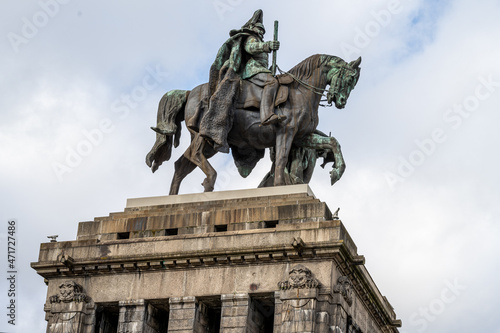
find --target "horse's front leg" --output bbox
[274,129,295,186]
[327,137,345,185]
[296,132,346,185]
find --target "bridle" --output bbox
[277,63,357,107]
[327,64,357,105]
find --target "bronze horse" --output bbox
[146,54,361,195]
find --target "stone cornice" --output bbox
[31,240,345,278]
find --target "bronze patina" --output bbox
[146,9,361,194]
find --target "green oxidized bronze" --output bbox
[146,9,361,195]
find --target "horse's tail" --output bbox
[146,90,190,173]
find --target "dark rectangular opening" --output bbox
[147,300,170,333]
[250,293,275,333]
[117,232,130,239]
[95,303,119,333]
[264,220,279,228]
[165,228,178,236]
[196,296,221,333]
[214,224,227,232]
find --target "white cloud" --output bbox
[1,0,500,331]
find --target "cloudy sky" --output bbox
[1,0,500,331]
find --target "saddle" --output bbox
[235,73,294,110]
[186,74,294,133]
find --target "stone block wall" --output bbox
[33,185,401,333]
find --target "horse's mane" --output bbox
[287,54,341,79]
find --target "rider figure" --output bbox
[241,17,284,126]
[199,9,285,153]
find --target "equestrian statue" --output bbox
[146,9,361,195]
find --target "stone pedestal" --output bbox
[32,184,401,332]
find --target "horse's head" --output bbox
[326,57,361,109]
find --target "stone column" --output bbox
[329,305,348,333]
[330,275,353,332]
[45,280,95,333]
[277,265,320,333]
[220,294,249,333]
[274,292,283,333]
[167,297,195,333]
[168,296,215,333]
[118,299,165,333]
[280,289,318,333]
[315,310,330,333]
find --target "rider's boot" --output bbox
[260,79,286,126]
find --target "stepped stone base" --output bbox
[32,184,401,332]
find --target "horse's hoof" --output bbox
[201,181,214,192]
[330,169,340,185]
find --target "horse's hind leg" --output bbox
[185,134,218,192]
[169,155,197,195]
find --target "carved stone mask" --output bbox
[58,281,80,302]
[288,265,311,288]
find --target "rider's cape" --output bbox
[208,28,259,95]
[198,29,261,153]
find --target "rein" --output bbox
[276,65,333,107]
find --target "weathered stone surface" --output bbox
[33,185,401,332]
